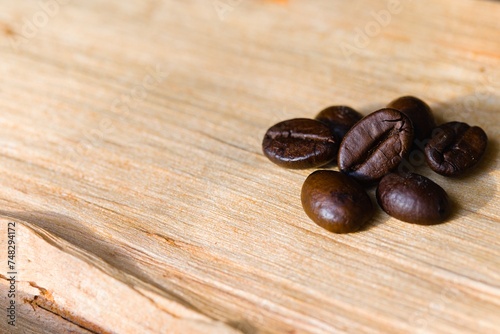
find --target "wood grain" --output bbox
[0,0,499,333]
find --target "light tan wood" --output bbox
[0,0,499,333]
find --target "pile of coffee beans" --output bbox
[262,96,488,233]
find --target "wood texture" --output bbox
[0,0,499,333]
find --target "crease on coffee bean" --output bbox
[268,131,336,144]
[267,130,335,142]
[382,117,405,123]
[430,142,471,173]
[445,160,460,174]
[348,122,405,172]
[313,142,320,160]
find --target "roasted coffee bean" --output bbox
[262,118,338,169]
[425,122,488,176]
[338,108,414,183]
[315,106,363,140]
[376,172,451,225]
[301,170,373,233]
[387,96,436,141]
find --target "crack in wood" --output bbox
[0,275,104,333]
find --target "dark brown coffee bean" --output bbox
[338,108,414,183]
[387,96,436,141]
[376,172,451,225]
[262,118,338,169]
[425,122,488,176]
[315,106,363,140]
[301,170,373,233]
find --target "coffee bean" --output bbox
[387,96,436,141]
[301,170,373,233]
[425,122,488,176]
[338,108,414,183]
[262,118,338,169]
[315,106,363,140]
[376,172,451,225]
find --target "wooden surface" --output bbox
[0,0,499,333]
